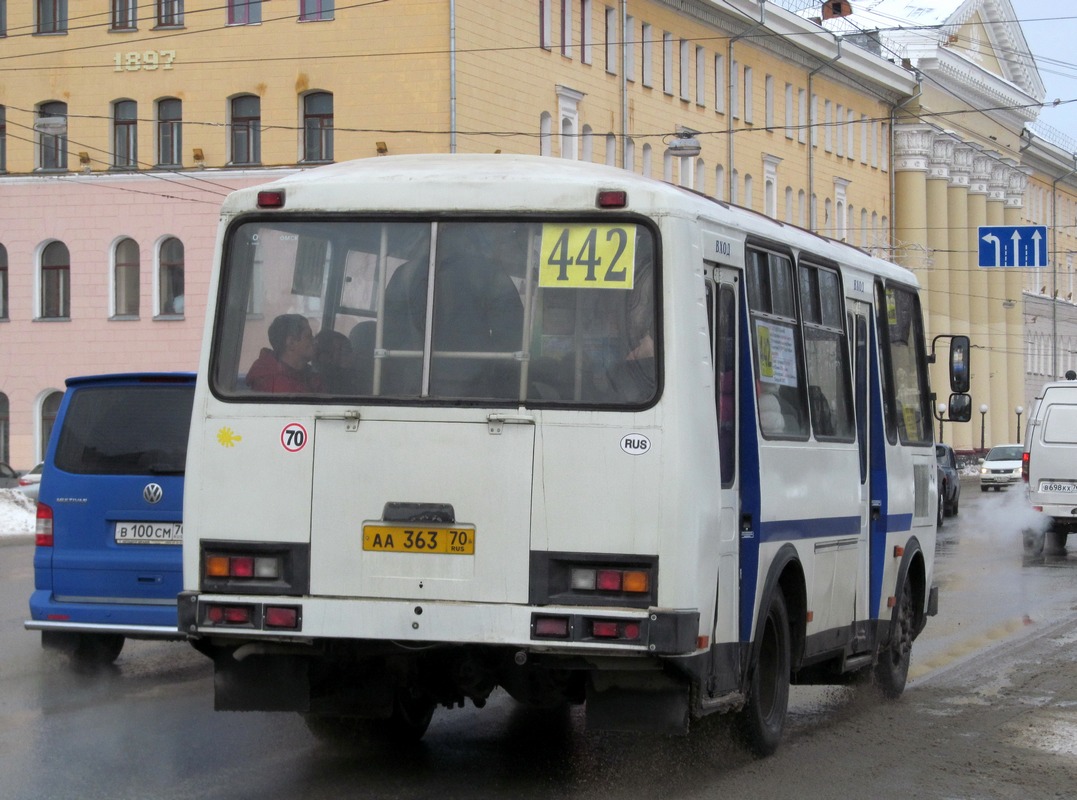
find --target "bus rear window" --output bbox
[212,219,658,407]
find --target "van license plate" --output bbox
[114,522,183,544]
[1040,482,1077,493]
[362,524,475,555]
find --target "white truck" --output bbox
[1022,373,1077,555]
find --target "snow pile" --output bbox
[0,489,36,536]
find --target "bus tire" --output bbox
[874,573,913,698]
[737,590,791,757]
[384,690,436,743]
[70,634,125,669]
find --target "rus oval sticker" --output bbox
[620,433,651,455]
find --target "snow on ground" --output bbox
[0,490,36,536]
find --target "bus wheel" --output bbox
[71,634,125,669]
[737,591,791,757]
[874,574,913,698]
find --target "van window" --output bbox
[53,386,194,475]
[1043,404,1077,444]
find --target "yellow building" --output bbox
[0,0,1069,464]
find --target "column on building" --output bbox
[946,144,974,450]
[1005,167,1030,435]
[986,160,1010,446]
[925,133,954,364]
[892,124,934,324]
[967,148,994,450]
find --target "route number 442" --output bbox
[539,224,637,289]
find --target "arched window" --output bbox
[605,133,616,167]
[40,241,70,319]
[744,174,753,209]
[231,95,261,165]
[113,100,137,169]
[158,237,184,316]
[38,101,67,171]
[642,143,652,177]
[539,112,552,157]
[40,391,63,461]
[715,165,725,201]
[302,92,333,163]
[582,125,594,162]
[114,237,140,317]
[157,98,182,167]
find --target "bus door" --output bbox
[707,265,740,647]
[849,305,873,627]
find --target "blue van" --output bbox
[26,373,195,666]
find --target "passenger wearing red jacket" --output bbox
[246,314,325,393]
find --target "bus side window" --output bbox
[798,263,854,441]
[716,285,737,485]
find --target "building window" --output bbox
[38,101,67,170]
[302,92,333,163]
[623,15,634,80]
[40,241,70,319]
[641,23,653,87]
[228,0,261,25]
[300,0,333,22]
[695,47,706,106]
[37,0,67,33]
[156,0,183,27]
[714,55,725,113]
[765,75,775,128]
[113,100,138,169]
[114,238,140,317]
[679,40,690,101]
[604,6,617,74]
[40,391,63,461]
[605,133,616,167]
[539,112,552,156]
[159,237,184,316]
[0,393,8,464]
[557,85,583,161]
[743,66,753,124]
[662,33,673,95]
[580,0,592,64]
[798,89,807,144]
[560,0,572,58]
[112,0,136,30]
[539,0,551,50]
[1,2,6,36]
[0,244,7,320]
[0,105,6,171]
[157,98,182,167]
[230,95,261,165]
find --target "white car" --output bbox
[16,462,43,501]
[979,445,1023,492]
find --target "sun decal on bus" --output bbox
[216,427,242,448]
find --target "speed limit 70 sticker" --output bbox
[281,423,308,453]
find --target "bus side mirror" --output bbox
[948,392,972,422]
[949,335,970,394]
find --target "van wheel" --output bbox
[72,634,125,668]
[737,591,790,757]
[874,574,913,698]
[936,495,944,527]
[1023,527,1045,558]
[1045,529,1069,555]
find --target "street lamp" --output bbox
[937,402,947,443]
[979,404,988,452]
[1015,405,1024,443]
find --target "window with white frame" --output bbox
[561,1,573,58]
[580,0,592,63]
[834,104,843,156]
[624,137,635,172]
[113,100,137,169]
[0,244,7,320]
[696,47,706,106]
[40,241,70,319]
[540,0,551,49]
[763,155,781,218]
[539,112,552,156]
[663,33,673,95]
[679,40,690,101]
[112,0,136,30]
[743,67,753,124]
[765,75,774,128]
[847,109,855,158]
[157,98,181,167]
[557,85,583,159]
[605,133,616,167]
[156,0,183,27]
[785,84,794,139]
[810,94,818,148]
[581,124,593,161]
[231,95,261,165]
[860,114,868,163]
[641,23,652,86]
[1,105,6,172]
[715,165,725,201]
[158,237,184,316]
[624,16,634,80]
[714,55,725,113]
[113,237,140,317]
[731,61,739,119]
[605,7,617,74]
[302,91,333,162]
[38,101,67,171]
[824,100,832,152]
[798,88,807,144]
[642,143,652,177]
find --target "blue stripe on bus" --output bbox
[738,287,762,644]
[868,312,889,619]
[759,516,861,542]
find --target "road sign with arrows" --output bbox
[978,225,1048,268]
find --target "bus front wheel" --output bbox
[737,590,791,757]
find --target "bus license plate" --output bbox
[115,521,183,544]
[1040,482,1077,493]
[363,524,475,555]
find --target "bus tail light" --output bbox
[590,619,642,641]
[204,604,255,626]
[533,615,571,639]
[200,542,309,595]
[35,503,54,547]
[1022,451,1030,482]
[571,567,650,594]
[532,554,657,608]
[257,190,285,208]
[265,606,300,629]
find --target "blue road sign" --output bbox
[978,225,1048,268]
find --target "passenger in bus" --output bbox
[246,313,325,393]
[314,330,362,394]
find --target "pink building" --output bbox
[0,169,293,469]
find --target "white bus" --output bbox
[180,155,970,755]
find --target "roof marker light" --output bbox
[257,190,285,209]
[597,190,627,208]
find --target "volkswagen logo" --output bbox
[143,483,164,504]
